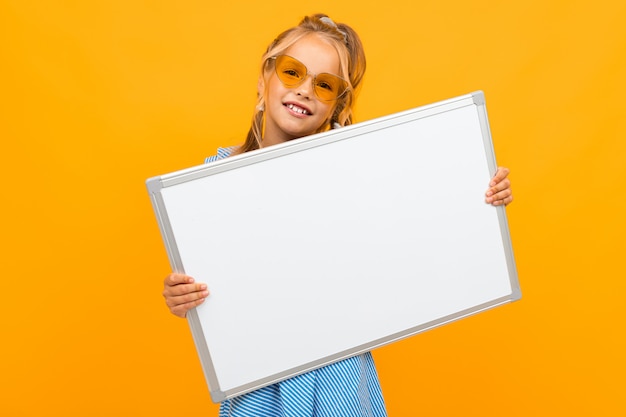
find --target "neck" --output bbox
[261,137,287,148]
[260,129,298,148]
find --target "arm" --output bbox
[163,273,209,318]
[485,166,513,206]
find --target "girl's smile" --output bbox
[284,101,312,116]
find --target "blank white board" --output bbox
[146,91,520,403]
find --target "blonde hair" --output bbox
[233,14,366,155]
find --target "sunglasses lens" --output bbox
[314,74,347,101]
[274,56,306,87]
[273,56,348,101]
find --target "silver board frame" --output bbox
[146,91,520,403]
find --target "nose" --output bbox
[295,74,315,99]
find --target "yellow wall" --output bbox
[2,0,624,415]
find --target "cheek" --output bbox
[319,103,336,121]
[266,75,287,97]
[263,77,278,104]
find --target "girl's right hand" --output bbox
[162,273,209,318]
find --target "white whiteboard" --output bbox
[146,91,520,403]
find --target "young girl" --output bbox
[162,13,513,417]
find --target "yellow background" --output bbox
[2,0,624,415]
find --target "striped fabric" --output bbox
[219,353,387,417]
[204,146,238,164]
[206,147,388,417]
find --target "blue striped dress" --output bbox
[205,147,388,417]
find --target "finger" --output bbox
[163,282,208,298]
[485,178,511,197]
[489,166,510,187]
[164,272,196,287]
[492,194,514,206]
[169,297,207,318]
[486,189,513,206]
[164,287,210,308]
[165,292,208,309]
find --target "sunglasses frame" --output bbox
[268,55,350,102]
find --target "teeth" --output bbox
[287,103,309,115]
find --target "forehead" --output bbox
[283,34,341,75]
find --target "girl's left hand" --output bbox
[485,167,513,206]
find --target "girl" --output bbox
[162,13,513,417]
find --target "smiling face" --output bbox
[260,34,341,147]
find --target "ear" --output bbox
[257,75,265,97]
